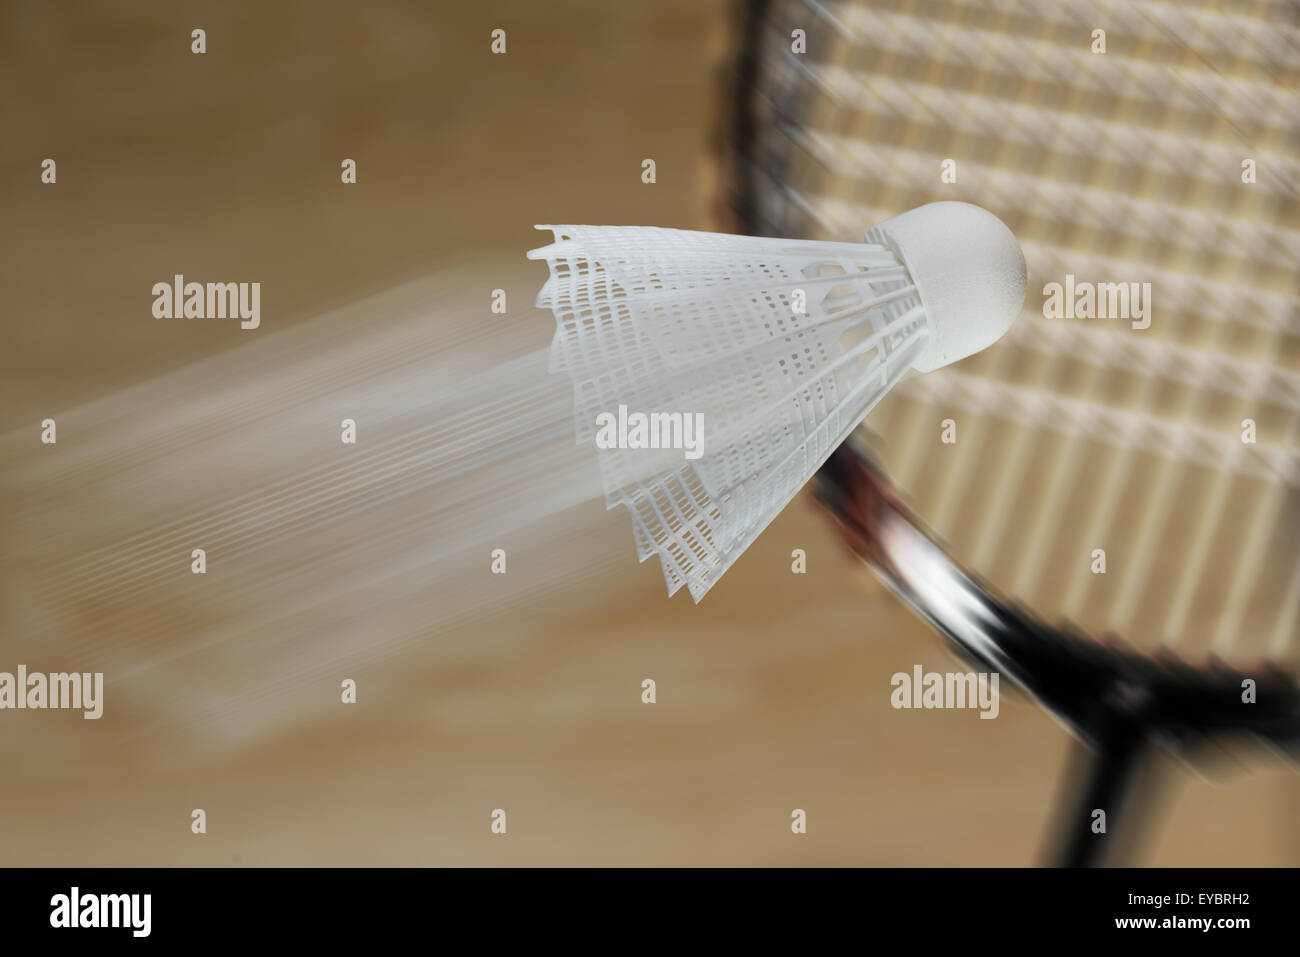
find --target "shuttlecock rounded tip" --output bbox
[869,202,1026,373]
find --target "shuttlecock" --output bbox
[528,201,1026,601]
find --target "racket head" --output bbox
[815,436,1300,757]
[726,0,1300,673]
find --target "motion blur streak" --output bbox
[0,267,614,749]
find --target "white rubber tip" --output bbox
[867,202,1026,374]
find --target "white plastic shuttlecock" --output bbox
[528,201,1026,601]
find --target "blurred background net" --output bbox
[736,0,1300,665]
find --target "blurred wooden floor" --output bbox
[0,0,1294,866]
